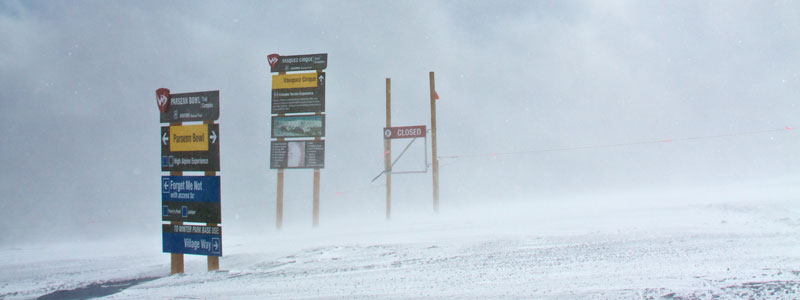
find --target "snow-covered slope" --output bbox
[2,185,799,299]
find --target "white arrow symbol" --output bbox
[162,132,169,146]
[318,74,325,84]
[210,130,217,144]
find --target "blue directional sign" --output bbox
[163,224,222,256]
[162,176,221,223]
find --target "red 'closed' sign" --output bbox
[384,125,426,139]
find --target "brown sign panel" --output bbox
[159,90,220,123]
[270,140,325,169]
[268,53,328,73]
[384,125,427,139]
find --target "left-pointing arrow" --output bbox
[162,132,169,146]
[210,130,217,144]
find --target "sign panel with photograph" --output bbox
[272,114,325,138]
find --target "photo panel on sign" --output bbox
[272,114,325,138]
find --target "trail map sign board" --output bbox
[157,87,223,273]
[161,124,220,172]
[162,176,221,223]
[384,125,426,139]
[272,115,325,138]
[271,72,326,114]
[159,90,220,123]
[268,52,328,228]
[268,53,328,72]
[270,140,325,169]
[162,224,222,256]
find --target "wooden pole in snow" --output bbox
[385,78,392,220]
[429,72,439,213]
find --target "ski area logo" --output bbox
[156,88,170,113]
[267,54,280,69]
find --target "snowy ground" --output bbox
[2,184,799,299]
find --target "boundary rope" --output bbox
[439,126,795,161]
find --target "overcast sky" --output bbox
[1,0,798,244]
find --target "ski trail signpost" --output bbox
[268,53,327,228]
[156,87,222,274]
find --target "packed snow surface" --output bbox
[2,185,799,299]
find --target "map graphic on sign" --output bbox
[270,140,325,169]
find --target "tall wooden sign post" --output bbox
[429,72,440,213]
[157,89,223,274]
[268,53,328,228]
[385,78,392,220]
[377,72,438,217]
[380,80,429,219]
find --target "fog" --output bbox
[0,1,798,244]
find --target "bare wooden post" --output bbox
[313,166,320,227]
[275,71,287,230]
[170,249,184,275]
[276,167,284,229]
[429,72,439,213]
[312,93,322,227]
[276,134,285,230]
[385,78,392,220]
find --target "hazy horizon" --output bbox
[1,0,799,245]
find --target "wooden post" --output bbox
[275,71,287,230]
[169,121,184,275]
[276,134,285,230]
[313,166,320,227]
[429,72,439,213]
[276,167,284,229]
[385,78,392,220]
[207,222,220,271]
[170,249,184,275]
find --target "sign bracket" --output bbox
[371,135,429,182]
